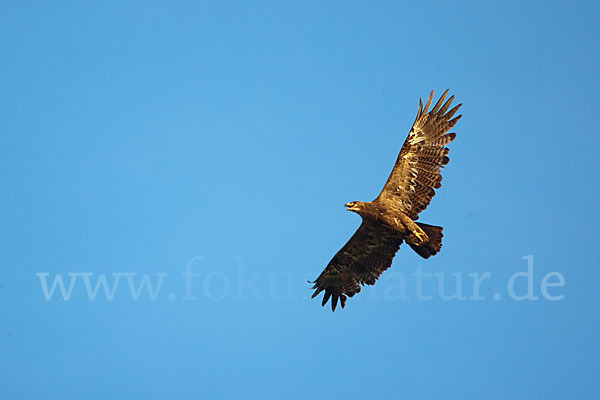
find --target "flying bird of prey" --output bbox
[311,90,462,311]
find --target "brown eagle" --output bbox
[311,90,462,311]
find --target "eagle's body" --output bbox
[346,200,428,246]
[311,90,462,311]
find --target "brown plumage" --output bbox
[311,90,462,311]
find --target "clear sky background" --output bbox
[1,1,599,399]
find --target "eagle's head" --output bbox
[345,201,366,214]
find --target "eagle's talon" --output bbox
[414,231,425,244]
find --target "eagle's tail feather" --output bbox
[409,223,443,259]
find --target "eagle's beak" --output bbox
[345,203,359,211]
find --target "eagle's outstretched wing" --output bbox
[311,221,404,311]
[377,90,462,220]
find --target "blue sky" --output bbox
[1,1,599,399]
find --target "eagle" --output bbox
[311,90,462,311]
